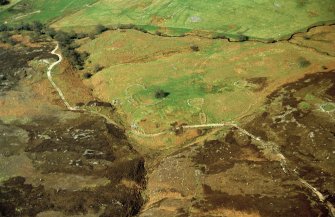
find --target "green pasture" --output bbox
[1,0,334,39]
[0,0,96,24]
[53,0,335,40]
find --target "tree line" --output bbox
[0,0,10,6]
[0,21,93,69]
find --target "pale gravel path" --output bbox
[47,43,75,110]
[47,43,119,127]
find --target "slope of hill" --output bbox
[52,0,335,40]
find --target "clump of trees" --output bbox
[0,24,10,32]
[0,22,115,70]
[190,45,199,52]
[53,30,90,69]
[1,21,45,44]
[89,24,109,39]
[95,24,108,34]
[12,21,45,33]
[0,0,9,6]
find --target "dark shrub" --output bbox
[80,51,89,60]
[0,24,9,32]
[95,24,108,34]
[54,31,89,69]
[88,33,96,40]
[190,45,200,52]
[155,89,170,99]
[93,64,104,73]
[45,27,57,38]
[155,31,163,36]
[236,35,248,42]
[31,21,44,33]
[303,35,311,40]
[83,73,93,79]
[15,22,32,31]
[298,57,311,68]
[76,32,88,39]
[54,31,72,45]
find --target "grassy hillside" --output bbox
[77,29,335,135]
[0,0,96,24]
[1,0,334,40]
[52,0,335,40]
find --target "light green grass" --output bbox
[53,0,335,40]
[321,103,335,112]
[298,101,311,110]
[0,0,96,24]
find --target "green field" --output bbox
[0,0,96,24]
[1,0,334,40]
[52,0,335,40]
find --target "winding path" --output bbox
[47,43,120,127]
[48,43,75,110]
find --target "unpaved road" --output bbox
[47,43,120,127]
[47,43,74,110]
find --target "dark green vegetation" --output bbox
[0,22,91,69]
[298,57,311,68]
[0,0,9,6]
[154,89,170,99]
